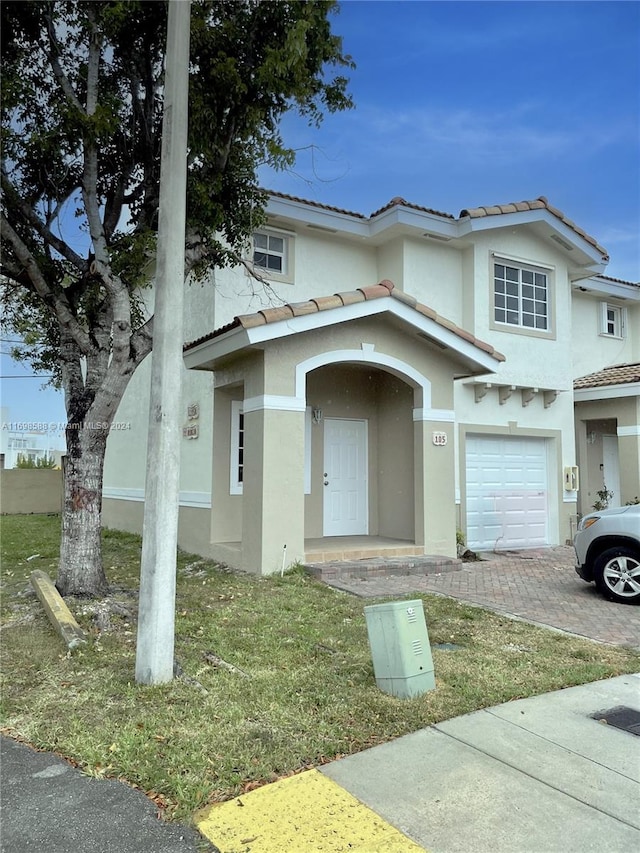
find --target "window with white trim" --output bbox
[230,402,312,495]
[253,231,286,273]
[230,401,244,495]
[599,302,625,338]
[494,261,549,331]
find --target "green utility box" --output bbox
[364,599,435,699]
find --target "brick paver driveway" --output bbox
[325,546,640,649]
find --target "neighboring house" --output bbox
[0,407,62,469]
[573,361,640,512]
[102,193,640,574]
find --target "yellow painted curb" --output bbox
[30,570,87,650]
[196,769,426,853]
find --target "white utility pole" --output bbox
[135,0,191,684]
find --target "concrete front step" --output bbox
[304,554,462,582]
[304,545,425,564]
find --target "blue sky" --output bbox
[261,0,640,281]
[2,0,638,435]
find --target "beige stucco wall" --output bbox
[101,354,214,528]
[0,469,63,515]
[402,237,465,325]
[571,292,639,377]
[103,270,216,505]
[259,315,459,406]
[102,499,213,557]
[210,386,243,544]
[376,372,415,540]
[243,407,306,573]
[376,238,405,289]
[415,416,457,554]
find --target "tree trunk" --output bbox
[57,426,109,597]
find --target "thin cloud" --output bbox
[345,104,634,167]
[596,225,640,248]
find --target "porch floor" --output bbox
[304,535,424,563]
[303,536,462,583]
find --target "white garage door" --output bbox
[466,435,549,550]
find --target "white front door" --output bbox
[323,418,368,536]
[602,435,621,508]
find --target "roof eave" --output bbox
[184,325,251,370]
[458,208,607,267]
[574,382,640,401]
[572,277,640,301]
[266,194,370,239]
[183,298,503,376]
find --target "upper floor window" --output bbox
[253,232,286,274]
[250,228,295,284]
[599,302,625,338]
[494,262,549,331]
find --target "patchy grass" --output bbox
[2,514,639,822]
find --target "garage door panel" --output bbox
[466,436,549,550]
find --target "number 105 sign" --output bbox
[432,431,448,446]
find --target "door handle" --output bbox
[324,480,329,486]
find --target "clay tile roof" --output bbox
[258,305,294,324]
[266,190,366,219]
[574,362,640,390]
[184,281,506,363]
[459,196,609,260]
[369,197,455,220]
[595,273,640,288]
[267,190,611,263]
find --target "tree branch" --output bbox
[131,317,154,367]
[0,215,92,354]
[44,7,84,114]
[81,7,109,269]
[1,170,87,273]
[103,178,126,240]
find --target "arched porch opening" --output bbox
[303,362,416,552]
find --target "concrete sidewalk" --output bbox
[320,673,640,853]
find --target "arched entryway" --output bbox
[303,362,416,546]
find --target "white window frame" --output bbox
[599,301,626,338]
[493,259,551,332]
[230,401,312,495]
[230,401,244,495]
[249,228,295,284]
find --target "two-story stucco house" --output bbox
[102,193,640,574]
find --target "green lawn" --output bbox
[2,514,639,821]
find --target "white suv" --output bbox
[573,504,640,604]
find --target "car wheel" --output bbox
[593,547,640,604]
